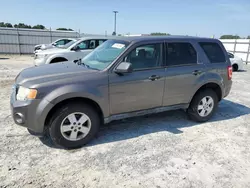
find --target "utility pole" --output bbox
[113,11,118,35]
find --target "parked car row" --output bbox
[34,37,246,73]
[34,38,77,53]
[11,36,233,149]
[33,37,110,66]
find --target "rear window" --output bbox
[199,42,226,63]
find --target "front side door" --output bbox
[163,41,206,106]
[109,42,166,114]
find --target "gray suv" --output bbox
[10,36,233,149]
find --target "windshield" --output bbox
[82,40,129,70]
[59,39,79,49]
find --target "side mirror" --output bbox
[73,59,82,65]
[115,62,133,74]
[72,45,80,51]
[52,43,56,46]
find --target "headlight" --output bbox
[35,54,48,59]
[16,86,37,101]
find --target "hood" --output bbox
[37,47,68,55]
[15,62,98,87]
[41,44,52,49]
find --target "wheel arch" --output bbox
[190,82,222,105]
[44,97,104,129]
[49,57,68,64]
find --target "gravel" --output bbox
[0,56,250,188]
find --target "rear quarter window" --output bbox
[199,42,226,63]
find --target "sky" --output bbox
[1,0,250,38]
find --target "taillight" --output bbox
[227,66,232,80]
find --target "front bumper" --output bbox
[10,86,53,135]
[34,58,46,66]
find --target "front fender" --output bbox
[43,83,109,117]
[46,54,68,64]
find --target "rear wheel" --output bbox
[187,89,218,122]
[232,64,238,71]
[49,103,100,149]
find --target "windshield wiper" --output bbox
[74,59,100,70]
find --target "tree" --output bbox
[150,32,170,36]
[5,23,13,27]
[247,36,250,39]
[14,23,32,29]
[32,24,45,29]
[0,22,13,27]
[56,28,73,31]
[220,35,241,39]
[112,31,116,36]
[118,34,122,36]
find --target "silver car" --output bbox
[34,38,77,53]
[34,37,108,66]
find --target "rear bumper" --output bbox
[238,62,244,70]
[223,80,232,98]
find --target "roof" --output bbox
[76,35,217,43]
[79,35,119,40]
[113,35,216,43]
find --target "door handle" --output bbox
[148,75,161,81]
[192,70,202,76]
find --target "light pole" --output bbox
[113,11,118,35]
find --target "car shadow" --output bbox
[40,99,250,149]
[0,58,9,60]
[236,70,247,72]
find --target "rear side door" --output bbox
[163,41,206,106]
[109,42,166,114]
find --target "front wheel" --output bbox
[49,103,100,149]
[232,64,239,72]
[187,89,218,122]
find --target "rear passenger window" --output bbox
[89,40,96,49]
[199,42,226,63]
[98,40,106,45]
[166,43,197,66]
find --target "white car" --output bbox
[228,52,244,71]
[34,38,77,53]
[34,37,107,66]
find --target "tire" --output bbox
[48,103,100,149]
[233,64,238,71]
[187,89,218,122]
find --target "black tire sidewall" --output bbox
[188,89,218,122]
[49,104,100,149]
[233,64,238,72]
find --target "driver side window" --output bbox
[55,39,66,46]
[124,43,163,70]
[76,40,88,50]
